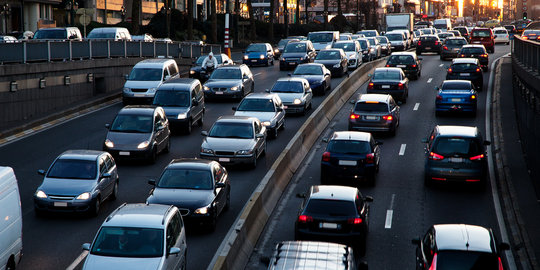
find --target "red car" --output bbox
[470,28,495,53]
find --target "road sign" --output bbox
[79,14,91,26]
[76,8,94,15]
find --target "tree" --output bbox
[247,0,256,40]
[132,0,141,35]
[269,0,275,41]
[188,0,194,39]
[211,0,217,43]
[337,0,342,15]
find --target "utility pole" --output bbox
[284,0,289,37]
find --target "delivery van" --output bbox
[0,167,23,270]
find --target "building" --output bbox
[1,0,60,34]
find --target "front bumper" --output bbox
[283,103,306,114]
[204,89,243,99]
[200,153,255,165]
[243,58,268,66]
[104,146,153,160]
[34,197,95,213]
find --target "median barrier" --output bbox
[209,57,387,270]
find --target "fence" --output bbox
[513,36,540,74]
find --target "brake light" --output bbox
[522,36,528,40]
[481,54,488,57]
[386,64,390,67]
[447,68,452,73]
[436,95,443,100]
[350,113,360,120]
[460,54,466,57]
[322,151,331,162]
[476,68,482,72]
[470,95,477,100]
[435,41,439,45]
[429,253,438,270]
[469,154,484,160]
[298,215,313,223]
[432,177,446,181]
[411,64,417,68]
[443,46,448,50]
[417,40,421,46]
[348,217,363,224]
[398,83,404,90]
[366,153,375,164]
[429,152,444,160]
[466,179,481,182]
[498,257,504,270]
[368,82,374,89]
[382,115,393,121]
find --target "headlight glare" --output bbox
[190,70,196,74]
[293,98,302,105]
[243,55,248,60]
[204,86,210,91]
[260,54,265,59]
[137,141,150,149]
[262,121,271,126]
[76,192,91,200]
[35,190,47,199]
[236,149,253,155]
[177,113,187,119]
[194,206,209,215]
[104,139,114,148]
[230,86,239,91]
[201,148,214,154]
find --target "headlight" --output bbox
[35,190,47,199]
[325,44,331,49]
[236,149,253,155]
[262,121,271,126]
[274,48,279,53]
[122,87,130,93]
[76,192,91,200]
[190,70,196,75]
[333,63,341,68]
[293,98,302,105]
[230,86,239,91]
[280,57,285,61]
[137,141,150,149]
[260,54,265,59]
[204,85,210,91]
[177,113,187,119]
[243,55,248,60]
[104,139,114,148]
[201,148,214,154]
[148,87,157,94]
[194,206,209,215]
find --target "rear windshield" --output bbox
[436,251,498,269]
[327,140,371,154]
[387,55,414,65]
[441,81,472,90]
[385,34,404,41]
[445,39,467,45]
[471,30,491,37]
[354,102,388,113]
[373,71,400,80]
[460,47,485,54]
[432,137,482,156]
[494,30,507,34]
[451,63,478,72]
[305,199,357,216]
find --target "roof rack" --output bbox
[106,202,127,222]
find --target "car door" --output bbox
[213,164,226,214]
[253,121,265,155]
[304,82,313,105]
[274,96,285,127]
[97,156,112,199]
[390,98,400,122]
[165,213,184,270]
[153,110,166,151]
[104,154,117,196]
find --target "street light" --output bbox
[1,3,10,35]
[121,5,126,21]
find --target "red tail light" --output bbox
[435,41,439,45]
[348,217,363,224]
[411,64,417,68]
[350,113,360,120]
[382,115,393,121]
[469,154,485,160]
[322,151,331,162]
[417,40,421,46]
[366,153,375,164]
[398,83,404,89]
[432,177,447,181]
[436,95,443,100]
[386,64,390,67]
[429,253,438,270]
[470,95,477,100]
[460,54,466,57]
[298,215,313,223]
[481,54,488,57]
[443,46,448,50]
[368,82,374,89]
[429,152,444,160]
[447,68,453,73]
[522,36,528,40]
[476,68,482,72]
[498,257,504,270]
[464,33,468,36]
[466,179,481,182]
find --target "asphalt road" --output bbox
[0,58,349,270]
[245,45,513,269]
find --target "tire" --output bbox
[207,212,217,232]
[185,119,192,135]
[148,147,157,164]
[271,127,278,139]
[319,83,326,96]
[90,197,101,217]
[110,180,118,201]
[265,59,269,66]
[163,138,170,153]
[6,257,15,270]
[224,189,231,211]
[251,152,258,168]
[197,111,204,126]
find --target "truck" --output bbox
[385,13,414,33]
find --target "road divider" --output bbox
[208,59,387,270]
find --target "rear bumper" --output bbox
[425,164,487,182]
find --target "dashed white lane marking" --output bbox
[427,78,433,83]
[254,72,262,77]
[399,144,407,156]
[66,250,88,270]
[413,103,420,111]
[385,194,396,229]
[439,64,444,67]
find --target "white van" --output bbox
[122,59,180,105]
[0,167,23,270]
[307,31,340,51]
[87,27,132,41]
[433,19,452,31]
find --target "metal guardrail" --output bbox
[0,40,222,64]
[512,36,540,74]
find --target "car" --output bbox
[357,38,373,62]
[416,35,442,55]
[454,26,470,41]
[422,125,490,186]
[366,37,381,59]
[339,34,352,41]
[332,40,362,69]
[268,77,313,115]
[86,27,132,41]
[470,28,494,53]
[274,38,300,59]
[189,53,233,83]
[419,28,435,36]
[290,63,332,95]
[321,131,383,185]
[34,150,119,216]
[521,29,540,41]
[242,43,274,66]
[294,185,373,255]
[233,93,286,138]
[449,30,461,37]
[103,106,170,163]
[457,44,489,70]
[0,167,22,270]
[435,80,478,116]
[446,58,484,90]
[484,19,500,28]
[356,29,379,37]
[81,203,187,270]
[349,94,400,136]
[202,65,254,100]
[392,29,413,49]
[503,24,517,39]
[385,52,422,80]
[412,224,509,270]
[437,32,455,42]
[314,48,349,77]
[307,31,340,52]
[0,35,17,43]
[413,30,421,45]
[440,37,468,60]
[367,67,409,103]
[376,36,392,55]
[152,78,205,134]
[200,116,267,168]
[33,27,83,41]
[385,31,407,51]
[122,59,180,105]
[146,159,230,231]
[279,40,317,70]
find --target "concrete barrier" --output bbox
[208,58,387,270]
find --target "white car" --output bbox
[366,37,381,59]
[233,93,286,138]
[332,40,362,69]
[493,27,510,44]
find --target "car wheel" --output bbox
[149,147,157,164]
[271,58,274,65]
[279,120,285,130]
[185,119,192,135]
[251,152,258,168]
[224,189,231,211]
[319,82,326,96]
[90,197,101,217]
[164,137,170,153]
[110,180,118,201]
[272,128,278,139]
[181,253,187,270]
[6,257,15,270]
[197,111,204,126]
[265,59,269,66]
[207,212,217,232]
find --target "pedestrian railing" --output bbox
[512,36,540,75]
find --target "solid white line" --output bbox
[254,72,262,77]
[385,210,393,229]
[439,64,444,67]
[413,103,420,111]
[427,78,433,83]
[399,144,406,156]
[66,250,88,270]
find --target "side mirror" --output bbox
[434,86,440,91]
[484,140,491,145]
[148,179,156,186]
[322,138,329,143]
[216,182,226,188]
[494,35,497,38]
[411,238,421,245]
[192,59,196,64]
[296,193,306,198]
[397,101,403,105]
[364,195,374,202]
[201,131,209,136]
[155,125,165,131]
[265,89,270,93]
[499,242,510,250]
[421,138,428,143]
[105,123,110,129]
[123,74,129,80]
[277,107,284,112]
[82,243,91,251]
[287,73,292,77]
[164,75,171,81]
[367,74,372,78]
[168,247,181,255]
[100,172,111,179]
[243,75,249,80]
[232,106,237,111]
[37,169,46,176]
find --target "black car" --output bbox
[146,159,231,231]
[440,37,468,60]
[357,38,372,62]
[279,41,316,70]
[349,94,400,136]
[275,38,300,59]
[367,67,409,103]
[457,44,489,70]
[385,52,422,80]
[416,35,442,55]
[295,185,373,255]
[189,54,233,82]
[454,26,470,41]
[446,58,484,90]
[314,48,348,77]
[290,63,332,95]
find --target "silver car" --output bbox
[366,37,381,59]
[233,93,286,139]
[200,116,267,168]
[202,65,254,100]
[268,77,313,115]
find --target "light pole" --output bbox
[121,5,126,21]
[1,3,10,34]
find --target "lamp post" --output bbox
[1,3,10,34]
[121,5,126,21]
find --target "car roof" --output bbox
[436,125,479,137]
[331,131,371,142]
[442,80,472,88]
[58,150,105,161]
[390,52,415,56]
[161,78,199,89]
[167,158,215,170]
[334,40,356,44]
[243,92,279,99]
[358,93,391,103]
[421,34,439,38]
[276,77,309,83]
[452,58,479,64]
[434,224,494,253]
[135,58,176,67]
[309,185,358,201]
[103,203,175,229]
[216,115,258,123]
[119,105,157,115]
[374,67,403,73]
[462,44,485,48]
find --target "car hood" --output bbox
[245,51,266,58]
[313,43,332,51]
[148,188,214,209]
[234,111,275,122]
[345,52,358,59]
[389,40,405,45]
[39,178,97,196]
[83,255,162,270]
[281,52,306,58]
[314,59,341,65]
[272,92,304,103]
[124,80,161,89]
[106,132,152,148]
[202,137,256,151]
[190,65,203,72]
[204,80,242,88]
[291,75,324,84]
[162,107,189,118]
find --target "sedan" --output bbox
[203,65,254,100]
[435,80,478,116]
[233,93,285,138]
[521,30,540,42]
[314,48,348,77]
[385,52,422,80]
[385,31,407,52]
[146,159,230,231]
[367,67,409,103]
[268,77,313,115]
[34,150,119,216]
[457,45,489,70]
[200,116,266,168]
[290,63,331,95]
[440,37,468,60]
[275,38,300,59]
[243,43,274,66]
[446,58,484,90]
[416,35,442,55]
[348,94,400,136]
[189,53,233,82]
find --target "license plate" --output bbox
[251,59,258,62]
[320,222,338,229]
[283,105,288,109]
[54,202,68,207]
[426,47,431,50]
[473,41,481,43]
[134,94,146,97]
[453,48,460,51]
[365,115,379,120]
[200,71,206,74]
[451,98,462,102]
[381,85,390,89]
[450,157,463,162]
[219,157,230,162]
[397,65,406,68]
[289,62,296,65]
[119,151,130,156]
[339,160,357,166]
[215,91,224,95]
[461,73,470,76]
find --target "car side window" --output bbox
[105,155,114,171]
[254,121,261,134]
[169,64,178,76]
[166,217,179,249]
[195,83,203,99]
[99,157,107,175]
[154,112,162,128]
[163,67,169,80]
[214,164,224,183]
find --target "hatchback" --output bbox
[385,31,407,52]
[233,93,286,138]
[493,27,510,44]
[470,28,494,53]
[416,35,442,54]
[440,37,468,60]
[294,185,373,255]
[446,58,484,90]
[243,43,274,66]
[268,77,313,115]
[203,65,254,100]
[367,67,409,103]
[314,49,349,77]
[348,94,400,135]
[279,41,317,70]
[377,36,392,55]
[321,131,382,185]
[454,26,470,41]
[422,125,490,186]
[332,40,362,69]
[435,80,478,116]
[458,45,489,70]
[357,38,372,62]
[385,52,422,80]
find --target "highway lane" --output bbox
[246,45,512,269]
[0,60,349,270]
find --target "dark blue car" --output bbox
[243,43,274,67]
[435,80,477,116]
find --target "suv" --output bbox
[82,203,187,270]
[412,224,509,270]
[470,28,495,53]
[385,52,422,80]
[416,35,442,55]
[440,37,468,60]
[122,59,180,105]
[279,40,316,70]
[153,78,205,134]
[422,125,490,187]
[349,94,400,136]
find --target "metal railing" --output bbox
[0,40,222,64]
[513,36,540,74]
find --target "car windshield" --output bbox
[436,251,498,269]
[377,37,388,44]
[385,33,403,41]
[210,68,241,79]
[34,29,66,39]
[305,199,357,216]
[373,71,401,80]
[208,122,253,139]
[387,55,414,65]
[451,63,478,72]
[358,40,368,49]
[354,102,389,113]
[153,91,190,107]
[441,81,472,90]
[87,32,116,39]
[47,159,97,179]
[308,33,333,43]
[316,50,340,60]
[293,65,323,75]
[278,39,291,46]
[246,44,267,52]
[128,68,162,81]
[333,42,355,51]
[494,30,507,34]
[327,140,371,154]
[359,31,376,37]
[90,227,164,258]
[237,98,275,112]
[271,81,304,93]
[157,168,213,189]
[461,47,485,54]
[432,137,482,156]
[195,55,223,65]
[367,38,377,45]
[445,39,467,45]
[421,36,438,41]
[110,115,153,133]
[284,43,306,53]
[471,30,491,37]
